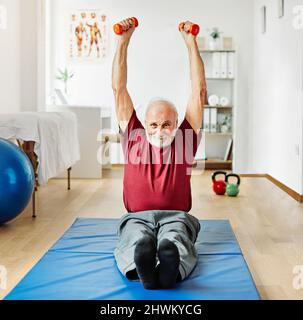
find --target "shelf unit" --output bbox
[206,78,235,80]
[204,104,233,109]
[195,49,236,170]
[200,50,236,53]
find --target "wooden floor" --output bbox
[1,167,303,300]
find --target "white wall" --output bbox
[20,0,37,111]
[251,0,303,194]
[0,0,37,114]
[0,0,20,113]
[48,0,254,173]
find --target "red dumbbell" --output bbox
[113,17,139,35]
[179,21,200,36]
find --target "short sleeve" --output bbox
[178,117,202,158]
[119,109,145,158]
[118,109,144,139]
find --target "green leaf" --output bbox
[56,67,75,82]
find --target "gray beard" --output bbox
[145,130,175,148]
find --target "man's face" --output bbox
[145,103,178,148]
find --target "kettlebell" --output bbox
[225,173,241,197]
[211,171,227,195]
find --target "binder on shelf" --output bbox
[224,138,233,160]
[204,58,212,78]
[227,52,235,78]
[210,108,217,133]
[220,52,227,78]
[203,108,210,132]
[212,52,221,78]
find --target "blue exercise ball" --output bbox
[0,138,35,224]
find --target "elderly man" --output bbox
[112,18,206,289]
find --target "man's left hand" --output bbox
[179,21,198,48]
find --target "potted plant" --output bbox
[207,27,223,50]
[220,115,232,133]
[56,68,74,95]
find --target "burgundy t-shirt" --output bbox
[119,109,202,213]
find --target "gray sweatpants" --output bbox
[113,210,201,282]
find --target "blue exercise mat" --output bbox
[5,218,260,300]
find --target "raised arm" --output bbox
[179,21,207,134]
[112,18,136,132]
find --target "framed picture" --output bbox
[223,37,233,50]
[278,0,284,18]
[261,6,266,34]
[67,10,109,64]
[196,36,206,50]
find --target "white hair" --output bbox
[145,97,178,121]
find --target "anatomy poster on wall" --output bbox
[68,10,109,63]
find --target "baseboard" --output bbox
[239,173,303,203]
[239,173,267,178]
[110,164,124,168]
[265,174,303,203]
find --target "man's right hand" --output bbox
[117,18,136,43]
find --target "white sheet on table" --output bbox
[0,111,80,186]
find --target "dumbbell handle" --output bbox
[113,17,139,35]
[179,22,200,36]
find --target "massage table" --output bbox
[0,111,80,217]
